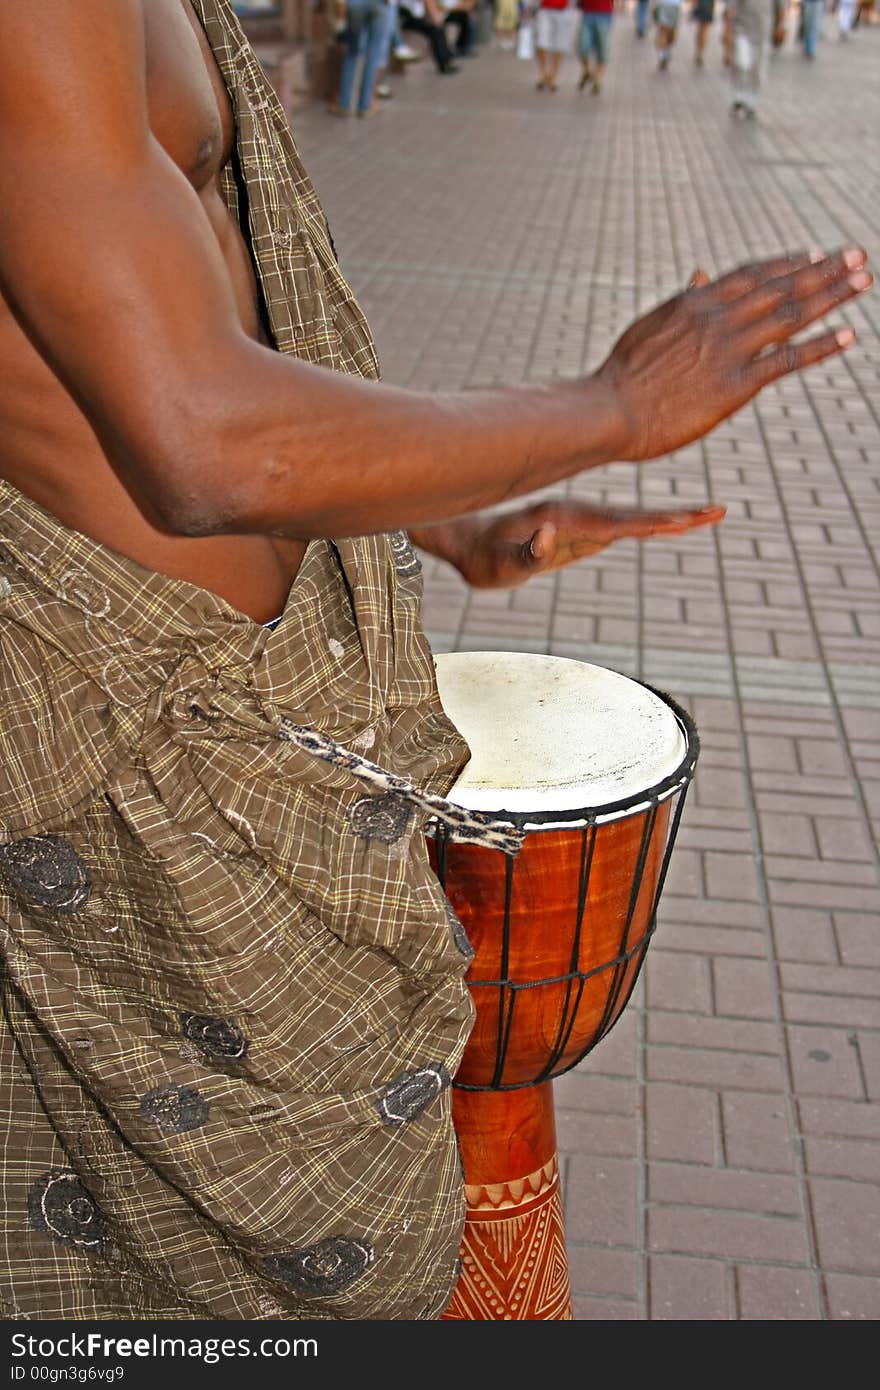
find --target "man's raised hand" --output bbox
[596,246,872,463]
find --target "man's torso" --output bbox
[0,0,305,622]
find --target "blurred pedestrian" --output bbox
[691,0,715,62]
[399,0,462,70]
[373,0,404,100]
[721,0,735,61]
[329,0,396,116]
[654,0,683,66]
[440,0,480,55]
[495,0,521,42]
[577,0,615,91]
[635,0,651,34]
[729,0,773,114]
[771,0,787,45]
[799,0,824,55]
[534,0,578,89]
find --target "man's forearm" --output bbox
[157,351,628,538]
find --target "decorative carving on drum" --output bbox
[427,652,700,1320]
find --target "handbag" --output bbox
[516,19,535,59]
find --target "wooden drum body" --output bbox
[428,653,699,1320]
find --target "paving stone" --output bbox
[721,1092,798,1174]
[736,1265,823,1320]
[648,1205,810,1266]
[786,1024,865,1098]
[648,1162,802,1217]
[824,1273,880,1321]
[645,1083,718,1166]
[648,1254,732,1320]
[810,1178,880,1276]
[562,1155,640,1246]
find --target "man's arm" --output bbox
[0,1,871,543]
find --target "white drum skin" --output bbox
[434,651,687,820]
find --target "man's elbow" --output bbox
[122,424,272,538]
[150,485,238,538]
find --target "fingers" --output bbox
[738,263,872,354]
[609,504,726,538]
[746,325,857,391]
[698,245,868,309]
[698,250,822,304]
[687,268,712,290]
[528,507,726,570]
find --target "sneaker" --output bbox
[393,43,419,61]
[375,82,393,98]
[658,51,670,69]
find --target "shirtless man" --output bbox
[0,0,871,1323]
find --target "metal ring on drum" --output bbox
[427,652,699,1321]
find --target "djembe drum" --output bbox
[427,652,699,1321]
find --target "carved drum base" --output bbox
[443,1084,573,1321]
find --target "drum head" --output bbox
[435,651,687,819]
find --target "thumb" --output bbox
[527,522,557,564]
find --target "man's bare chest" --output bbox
[142,0,234,188]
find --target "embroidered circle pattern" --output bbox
[140,1083,209,1135]
[377,1064,451,1127]
[27,1170,105,1249]
[0,835,91,913]
[264,1236,374,1296]
[444,900,474,960]
[348,793,412,844]
[387,530,422,581]
[180,1013,250,1064]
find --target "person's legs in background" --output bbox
[356,0,394,110]
[800,0,823,55]
[334,0,392,114]
[444,6,476,54]
[535,7,568,89]
[535,5,553,87]
[635,0,650,34]
[693,2,714,64]
[494,0,520,43]
[655,21,676,66]
[653,2,682,65]
[730,0,769,115]
[334,0,368,111]
[578,13,611,92]
[399,5,459,70]
[578,11,595,83]
[374,0,400,98]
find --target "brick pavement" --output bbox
[281,11,879,1319]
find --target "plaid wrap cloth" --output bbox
[0,0,485,1321]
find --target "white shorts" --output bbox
[536,7,577,52]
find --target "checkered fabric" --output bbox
[0,0,476,1322]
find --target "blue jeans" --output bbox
[636,0,650,34]
[578,12,613,63]
[800,0,823,56]
[338,0,394,113]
